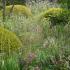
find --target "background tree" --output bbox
[6,0,26,5]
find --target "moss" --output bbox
[0,5,32,17]
[0,27,22,53]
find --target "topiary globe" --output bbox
[40,8,69,26]
[0,27,22,54]
[0,5,32,17]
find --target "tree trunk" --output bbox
[8,0,14,17]
[2,0,6,22]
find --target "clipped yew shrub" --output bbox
[40,8,69,26]
[0,5,32,17]
[0,27,22,53]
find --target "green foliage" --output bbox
[41,8,69,26]
[0,16,44,58]
[0,1,70,70]
[6,0,26,5]
[57,0,69,9]
[20,20,70,70]
[0,5,32,17]
[34,45,70,70]
[0,55,20,70]
[0,27,22,53]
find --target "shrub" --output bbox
[39,8,69,26]
[0,27,22,54]
[0,5,32,17]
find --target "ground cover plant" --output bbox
[0,0,70,70]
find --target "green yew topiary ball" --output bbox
[0,27,22,53]
[40,8,69,26]
[0,5,32,17]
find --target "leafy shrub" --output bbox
[0,27,22,54]
[39,8,69,26]
[0,5,32,17]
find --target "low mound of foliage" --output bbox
[0,27,22,54]
[0,5,32,17]
[39,8,69,26]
